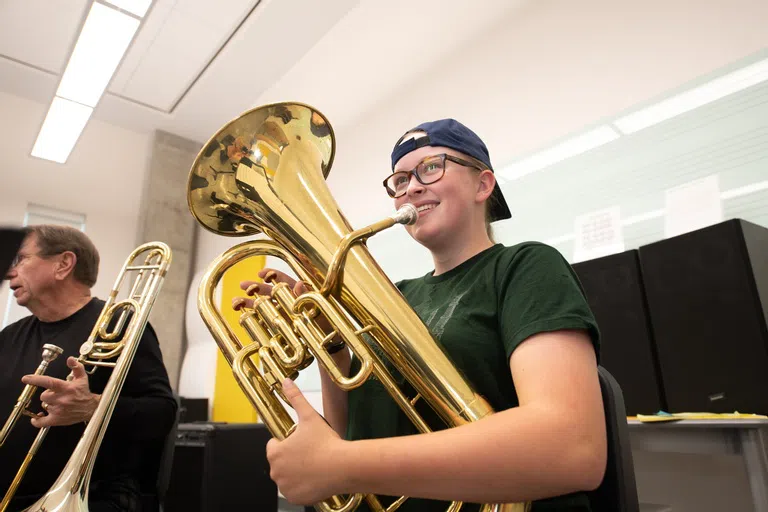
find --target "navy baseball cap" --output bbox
[390,119,511,222]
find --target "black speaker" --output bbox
[572,250,666,415]
[164,423,277,512]
[178,397,209,423]
[638,219,768,414]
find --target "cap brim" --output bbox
[0,227,26,280]
[489,183,511,223]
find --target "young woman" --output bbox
[239,119,607,511]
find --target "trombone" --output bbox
[0,241,172,512]
[0,344,64,511]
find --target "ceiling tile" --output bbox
[109,0,175,94]
[110,0,257,110]
[0,0,89,73]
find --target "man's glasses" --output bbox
[382,154,483,198]
[9,252,45,268]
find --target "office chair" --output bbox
[588,366,641,512]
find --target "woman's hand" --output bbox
[266,379,350,505]
[234,268,308,311]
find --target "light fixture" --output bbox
[31,1,147,164]
[614,57,768,134]
[720,179,768,200]
[31,97,94,164]
[56,2,140,107]
[498,125,620,181]
[103,0,152,17]
[543,178,767,249]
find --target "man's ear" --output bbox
[54,251,77,281]
[476,169,496,203]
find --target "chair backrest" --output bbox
[156,394,181,511]
[588,366,640,512]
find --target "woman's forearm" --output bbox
[319,349,351,436]
[338,404,605,504]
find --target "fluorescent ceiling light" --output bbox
[720,180,768,199]
[614,57,768,134]
[498,125,620,181]
[31,97,93,164]
[56,2,140,107]
[103,0,153,17]
[542,178,768,249]
[622,209,665,226]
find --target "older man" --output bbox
[0,225,176,512]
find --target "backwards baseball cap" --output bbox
[390,119,511,222]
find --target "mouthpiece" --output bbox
[392,204,418,225]
[41,344,64,363]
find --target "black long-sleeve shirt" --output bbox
[0,297,177,507]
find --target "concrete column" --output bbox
[135,129,202,390]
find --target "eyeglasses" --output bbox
[382,153,484,198]
[9,252,44,268]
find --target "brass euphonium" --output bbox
[187,102,530,512]
[0,242,172,512]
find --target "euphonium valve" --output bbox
[188,102,530,512]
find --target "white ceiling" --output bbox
[0,0,527,145]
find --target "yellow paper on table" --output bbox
[632,411,768,423]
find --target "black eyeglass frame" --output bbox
[383,153,485,198]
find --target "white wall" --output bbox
[0,90,152,326]
[317,0,768,250]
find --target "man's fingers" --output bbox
[40,389,56,403]
[30,414,54,428]
[21,374,64,392]
[67,357,88,380]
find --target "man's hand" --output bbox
[21,356,101,428]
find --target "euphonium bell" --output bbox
[187,102,530,512]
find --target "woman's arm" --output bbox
[319,348,351,436]
[338,329,607,503]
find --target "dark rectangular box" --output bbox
[165,422,277,512]
[638,219,768,414]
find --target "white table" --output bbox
[628,419,768,512]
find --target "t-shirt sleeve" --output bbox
[497,243,600,360]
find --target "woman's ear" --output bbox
[475,169,496,203]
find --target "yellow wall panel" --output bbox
[211,254,266,423]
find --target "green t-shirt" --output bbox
[345,242,601,512]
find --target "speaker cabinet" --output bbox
[572,250,666,415]
[178,397,209,423]
[165,423,277,512]
[638,219,768,414]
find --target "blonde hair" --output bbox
[463,155,498,243]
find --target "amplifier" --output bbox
[164,422,277,512]
[638,219,768,413]
[178,397,209,423]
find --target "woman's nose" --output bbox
[405,173,425,196]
